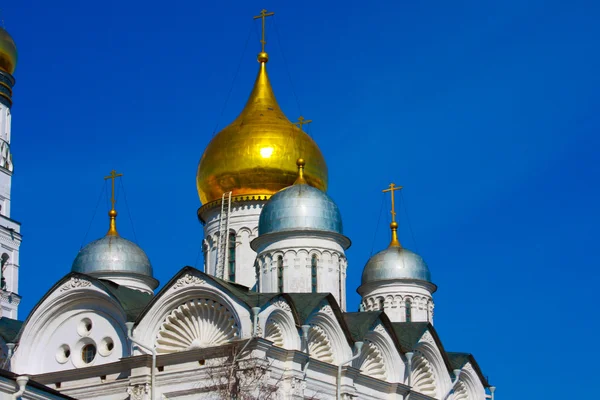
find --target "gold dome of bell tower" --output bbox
[196,10,328,206]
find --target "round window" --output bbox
[55,344,71,364]
[77,318,93,337]
[98,337,115,357]
[81,344,96,364]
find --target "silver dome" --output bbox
[259,184,343,235]
[361,246,432,285]
[72,235,153,277]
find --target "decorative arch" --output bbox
[307,325,334,363]
[453,381,469,400]
[306,306,352,364]
[155,298,239,353]
[12,277,128,375]
[262,304,299,350]
[411,352,437,397]
[134,273,251,350]
[355,325,404,382]
[452,362,485,400]
[412,330,451,398]
[356,341,386,380]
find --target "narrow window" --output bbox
[311,254,318,293]
[277,256,284,293]
[228,232,236,282]
[405,299,412,322]
[254,260,260,292]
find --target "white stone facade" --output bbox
[359,280,436,323]
[252,231,349,310]
[200,197,267,289]
[0,99,21,319]
[7,268,490,400]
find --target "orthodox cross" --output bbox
[294,116,313,131]
[254,9,275,53]
[104,169,123,211]
[382,183,403,223]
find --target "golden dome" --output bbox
[0,28,17,75]
[196,55,328,204]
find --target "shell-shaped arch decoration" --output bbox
[411,354,437,397]
[156,299,239,354]
[308,325,334,363]
[265,321,284,348]
[356,341,387,380]
[453,380,469,400]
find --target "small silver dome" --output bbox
[361,246,432,285]
[259,184,343,235]
[72,235,153,277]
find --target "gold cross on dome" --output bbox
[104,169,123,211]
[382,183,403,223]
[253,9,275,53]
[294,116,313,131]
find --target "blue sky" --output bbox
[4,0,599,398]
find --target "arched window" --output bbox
[311,254,318,293]
[405,299,412,322]
[228,232,236,282]
[277,256,284,293]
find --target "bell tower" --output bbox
[0,27,21,319]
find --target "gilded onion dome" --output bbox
[196,54,328,205]
[0,28,17,75]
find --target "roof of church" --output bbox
[447,352,490,387]
[0,317,22,343]
[97,278,153,321]
[0,368,76,399]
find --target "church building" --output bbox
[0,11,495,400]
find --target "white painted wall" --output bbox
[359,280,435,323]
[252,232,349,310]
[200,199,266,289]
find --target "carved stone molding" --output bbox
[156,299,239,353]
[270,299,291,312]
[419,330,436,347]
[318,301,334,317]
[172,274,206,290]
[60,277,91,292]
[356,341,387,380]
[308,325,334,363]
[373,322,386,335]
[127,383,149,400]
[411,354,437,397]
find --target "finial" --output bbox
[382,183,403,247]
[104,169,123,236]
[294,116,313,132]
[253,9,275,62]
[294,158,307,185]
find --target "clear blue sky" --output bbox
[4,0,599,398]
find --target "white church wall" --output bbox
[254,233,348,309]
[360,280,435,323]
[12,277,128,375]
[201,199,266,288]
